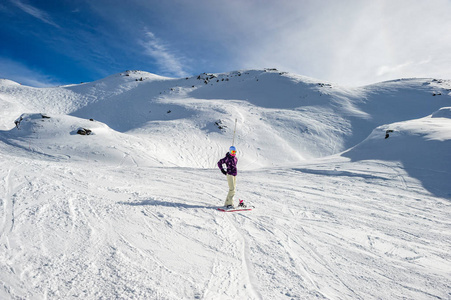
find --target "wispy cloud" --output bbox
[140,31,189,78]
[377,58,432,77]
[11,0,60,28]
[0,57,62,87]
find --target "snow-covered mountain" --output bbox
[0,70,450,299]
[1,69,450,168]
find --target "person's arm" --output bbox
[217,157,227,175]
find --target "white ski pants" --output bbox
[224,174,237,206]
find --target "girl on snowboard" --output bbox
[217,146,244,208]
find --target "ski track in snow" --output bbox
[0,152,450,299]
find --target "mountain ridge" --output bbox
[1,69,450,168]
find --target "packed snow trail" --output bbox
[0,150,450,299]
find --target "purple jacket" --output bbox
[217,152,238,176]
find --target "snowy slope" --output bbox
[2,69,450,168]
[343,107,451,197]
[0,113,164,166]
[0,70,451,299]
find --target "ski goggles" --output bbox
[230,150,236,156]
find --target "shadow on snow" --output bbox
[118,199,218,210]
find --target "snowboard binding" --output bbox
[238,200,246,208]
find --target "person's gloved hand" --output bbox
[221,169,227,175]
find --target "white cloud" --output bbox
[139,31,189,78]
[11,0,60,28]
[203,0,451,86]
[0,57,61,87]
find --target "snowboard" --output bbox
[217,200,252,212]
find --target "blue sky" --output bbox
[1,0,451,87]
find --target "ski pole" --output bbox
[232,118,237,146]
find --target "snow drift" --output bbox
[0,113,165,166]
[342,107,451,197]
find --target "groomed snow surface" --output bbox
[0,70,450,299]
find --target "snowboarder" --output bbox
[217,146,238,208]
